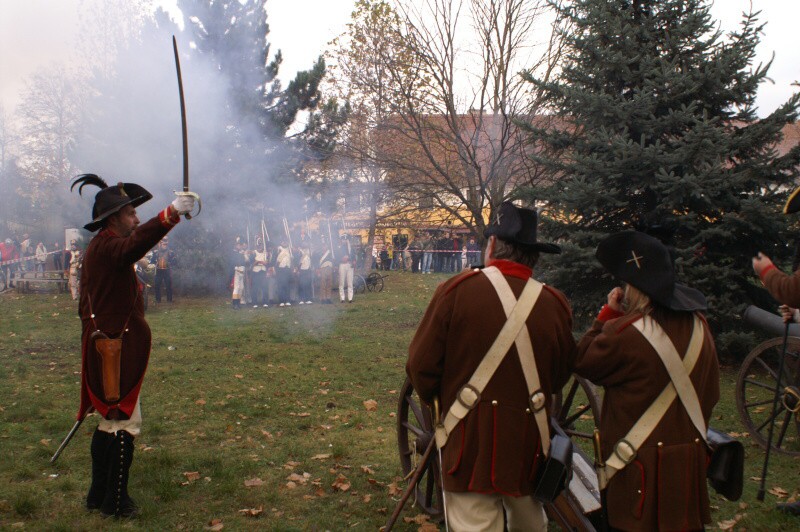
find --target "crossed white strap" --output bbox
[435,266,548,454]
[597,315,705,489]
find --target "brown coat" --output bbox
[761,266,800,306]
[406,260,577,495]
[78,213,175,420]
[576,311,720,531]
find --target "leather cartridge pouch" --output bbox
[533,431,573,503]
[91,330,122,403]
[706,427,744,501]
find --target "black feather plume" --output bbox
[70,174,108,196]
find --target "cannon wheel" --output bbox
[396,376,602,525]
[353,274,367,294]
[735,336,800,456]
[367,272,385,292]
[397,378,443,519]
[552,375,603,457]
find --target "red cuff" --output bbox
[159,205,181,227]
[597,304,624,322]
[758,264,777,282]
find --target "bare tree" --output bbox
[327,0,564,242]
[15,67,83,209]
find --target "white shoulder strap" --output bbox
[597,315,704,489]
[633,315,708,441]
[482,266,552,455]
[434,266,543,449]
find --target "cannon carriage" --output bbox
[738,306,800,457]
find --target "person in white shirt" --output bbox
[338,235,354,303]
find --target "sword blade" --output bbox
[172,36,189,192]
[50,415,86,464]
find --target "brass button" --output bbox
[526,408,531,414]
[491,400,498,406]
[657,442,663,448]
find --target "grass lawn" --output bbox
[0,271,798,531]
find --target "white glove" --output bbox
[171,193,196,215]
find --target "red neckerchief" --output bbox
[486,259,532,280]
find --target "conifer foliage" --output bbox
[522,0,800,349]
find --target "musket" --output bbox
[172,36,201,219]
[50,407,93,464]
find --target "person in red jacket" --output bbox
[71,174,198,518]
[407,202,576,531]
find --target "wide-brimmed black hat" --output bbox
[596,231,706,311]
[784,184,800,214]
[71,174,152,232]
[484,201,560,254]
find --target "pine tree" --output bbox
[522,0,800,352]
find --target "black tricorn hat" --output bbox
[596,231,707,311]
[784,184,800,214]
[484,201,560,254]
[71,174,152,232]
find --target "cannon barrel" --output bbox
[742,305,800,337]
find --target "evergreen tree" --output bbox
[522,0,800,352]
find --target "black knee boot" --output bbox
[86,428,114,510]
[100,430,139,518]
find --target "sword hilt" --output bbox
[174,191,201,220]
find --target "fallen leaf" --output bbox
[418,524,439,532]
[768,486,788,498]
[388,481,403,496]
[363,494,372,503]
[40,438,51,446]
[286,481,297,489]
[238,506,263,517]
[363,399,378,412]
[244,477,264,487]
[205,518,224,531]
[331,474,351,492]
[196,399,207,405]
[311,453,331,460]
[361,465,375,475]
[183,471,201,482]
[234,374,244,379]
[404,514,431,524]
[284,461,301,469]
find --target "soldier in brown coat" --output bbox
[71,174,198,518]
[407,202,577,531]
[576,231,720,531]
[751,185,800,518]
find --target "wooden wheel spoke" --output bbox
[745,397,776,408]
[564,429,594,440]
[754,355,780,381]
[401,421,426,438]
[756,405,785,434]
[405,395,426,426]
[563,404,592,427]
[559,379,580,420]
[744,377,778,391]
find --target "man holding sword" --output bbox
[69,174,198,518]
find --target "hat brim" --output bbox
[784,184,800,214]
[657,283,707,312]
[84,192,152,232]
